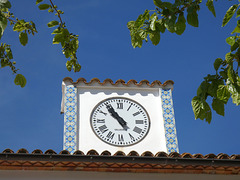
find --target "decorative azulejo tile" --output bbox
[161,89,179,153]
[64,85,77,154]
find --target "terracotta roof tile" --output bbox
[141,151,154,157]
[155,151,168,157]
[59,150,70,155]
[204,153,217,159]
[44,149,57,154]
[32,149,43,154]
[0,148,239,175]
[127,151,139,157]
[100,151,111,156]
[16,148,28,154]
[87,150,99,156]
[182,153,193,158]
[62,77,174,88]
[73,150,84,155]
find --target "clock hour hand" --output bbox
[106,104,129,130]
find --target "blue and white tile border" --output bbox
[161,88,179,153]
[64,85,77,154]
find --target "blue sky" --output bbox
[0,0,239,155]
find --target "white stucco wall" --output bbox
[0,170,239,180]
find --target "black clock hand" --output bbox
[106,104,129,130]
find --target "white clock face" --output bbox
[90,97,150,147]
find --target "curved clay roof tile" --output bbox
[230,154,240,159]
[73,150,84,155]
[102,79,114,85]
[89,78,101,84]
[169,152,181,158]
[204,153,217,159]
[114,151,126,156]
[155,151,169,157]
[141,151,154,157]
[100,150,111,156]
[127,151,139,157]
[32,149,43,154]
[193,153,204,158]
[115,79,126,85]
[87,149,99,156]
[127,79,138,85]
[44,149,57,155]
[217,153,230,159]
[63,77,174,88]
[16,148,29,154]
[182,153,193,158]
[138,80,150,86]
[59,150,70,155]
[2,149,14,153]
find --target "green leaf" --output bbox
[192,96,205,119]
[153,0,163,8]
[19,32,28,46]
[226,79,240,105]
[217,85,230,104]
[226,36,236,46]
[0,0,11,9]
[206,0,216,17]
[192,96,212,123]
[213,58,223,71]
[231,25,240,34]
[149,31,160,45]
[53,33,64,44]
[52,28,62,34]
[222,4,238,27]
[227,65,235,83]
[208,79,224,98]
[212,98,224,116]
[150,15,157,31]
[187,9,199,27]
[14,74,27,88]
[66,60,73,71]
[197,81,209,97]
[237,9,240,18]
[225,52,234,63]
[174,13,186,35]
[164,15,177,33]
[73,63,81,72]
[231,41,239,51]
[47,20,59,28]
[0,16,7,38]
[5,47,13,59]
[156,19,165,33]
[36,0,43,5]
[131,32,143,48]
[38,4,51,10]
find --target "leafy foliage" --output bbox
[37,0,81,72]
[128,0,240,123]
[0,0,80,87]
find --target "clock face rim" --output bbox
[90,97,151,147]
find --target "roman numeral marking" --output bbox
[97,119,105,123]
[99,110,107,116]
[118,134,124,142]
[127,104,132,111]
[106,131,115,140]
[133,111,140,116]
[98,125,108,133]
[129,133,135,141]
[135,120,144,124]
[133,126,142,134]
[117,103,123,109]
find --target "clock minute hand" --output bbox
[106,105,129,130]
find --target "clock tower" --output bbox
[61,78,179,155]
